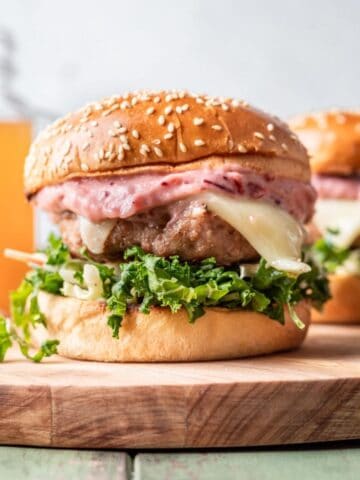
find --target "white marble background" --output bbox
[1,0,359,244]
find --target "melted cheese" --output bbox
[201,192,309,274]
[313,199,360,248]
[79,217,116,254]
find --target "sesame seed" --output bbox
[196,97,204,104]
[167,122,175,133]
[238,144,247,153]
[158,115,166,126]
[269,134,276,142]
[81,163,89,171]
[120,101,130,110]
[62,140,71,155]
[164,133,173,140]
[118,127,127,133]
[154,146,163,157]
[131,97,138,106]
[266,123,274,132]
[140,143,150,155]
[211,124,222,131]
[193,117,204,126]
[182,104,189,112]
[176,106,182,114]
[281,143,288,151]
[164,106,173,115]
[153,96,161,103]
[82,142,90,151]
[98,148,105,159]
[113,120,122,128]
[91,121,98,127]
[231,99,240,107]
[119,134,128,143]
[118,148,125,161]
[179,142,187,153]
[108,129,118,137]
[122,143,131,151]
[131,129,140,139]
[228,139,234,149]
[152,139,161,145]
[221,103,229,111]
[146,106,155,115]
[194,139,205,147]
[165,94,173,102]
[254,131,265,140]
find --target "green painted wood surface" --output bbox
[134,449,360,480]
[2,446,360,479]
[0,447,130,480]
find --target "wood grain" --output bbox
[0,324,359,449]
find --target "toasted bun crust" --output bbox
[25,90,308,196]
[289,110,360,175]
[312,274,360,323]
[33,292,310,362]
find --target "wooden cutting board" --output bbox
[0,324,359,449]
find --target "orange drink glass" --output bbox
[0,121,32,313]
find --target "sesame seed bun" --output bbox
[25,90,309,196]
[289,110,360,176]
[32,292,310,362]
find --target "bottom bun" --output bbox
[34,292,310,362]
[312,273,360,323]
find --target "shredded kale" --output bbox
[309,234,350,274]
[45,232,70,266]
[105,246,330,336]
[0,315,59,363]
[3,236,331,359]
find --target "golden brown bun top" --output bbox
[289,110,360,175]
[24,90,309,195]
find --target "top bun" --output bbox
[25,90,308,195]
[289,110,360,175]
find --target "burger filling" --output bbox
[310,174,360,275]
[34,163,316,273]
[4,165,329,359]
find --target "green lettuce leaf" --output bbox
[309,235,350,274]
[4,237,330,355]
[0,314,59,363]
[45,232,70,265]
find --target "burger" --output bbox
[290,110,360,323]
[4,91,329,362]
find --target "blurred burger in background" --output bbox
[4,90,329,362]
[290,111,360,323]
